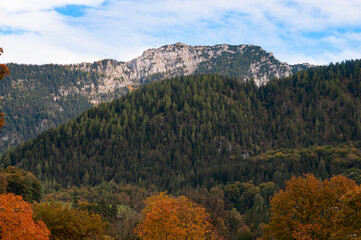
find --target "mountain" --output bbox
[73,43,311,104]
[1,60,360,191]
[0,43,311,153]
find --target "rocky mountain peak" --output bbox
[73,43,312,104]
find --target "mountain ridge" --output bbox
[0,43,311,152]
[72,43,312,104]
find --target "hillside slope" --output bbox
[0,43,310,152]
[1,60,360,191]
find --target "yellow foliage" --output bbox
[33,202,108,240]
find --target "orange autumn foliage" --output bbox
[135,192,220,240]
[0,48,9,81]
[262,174,358,240]
[0,193,50,239]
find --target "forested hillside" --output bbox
[1,60,361,191]
[0,44,310,153]
[0,64,104,152]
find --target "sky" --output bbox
[1,0,361,65]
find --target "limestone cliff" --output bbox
[72,43,311,104]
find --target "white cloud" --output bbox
[0,33,98,64]
[1,0,361,64]
[1,0,104,12]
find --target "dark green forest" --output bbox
[0,64,103,152]
[1,60,361,192]
[0,166,41,202]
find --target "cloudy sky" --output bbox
[1,0,361,65]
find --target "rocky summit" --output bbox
[73,43,311,104]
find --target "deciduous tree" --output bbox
[0,193,50,239]
[262,174,357,239]
[331,185,361,239]
[0,166,42,202]
[135,192,220,239]
[0,48,9,81]
[33,202,108,240]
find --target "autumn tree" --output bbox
[33,202,108,240]
[330,185,361,239]
[0,166,42,202]
[135,192,220,240]
[262,174,357,240]
[0,48,9,130]
[0,193,50,239]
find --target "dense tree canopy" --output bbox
[1,59,361,191]
[0,193,50,239]
[334,186,361,238]
[0,63,102,152]
[135,192,219,240]
[33,202,108,240]
[0,44,310,153]
[262,174,361,240]
[0,47,10,130]
[0,166,42,202]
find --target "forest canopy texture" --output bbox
[1,60,361,192]
[262,174,361,239]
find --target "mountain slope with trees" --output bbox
[1,60,360,191]
[0,44,310,153]
[0,64,103,152]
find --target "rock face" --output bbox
[73,43,311,104]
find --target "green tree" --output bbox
[0,47,9,130]
[33,202,108,240]
[0,166,41,202]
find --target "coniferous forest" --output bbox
[2,60,361,190]
[1,59,361,239]
[0,64,102,152]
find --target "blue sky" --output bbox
[1,0,361,65]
